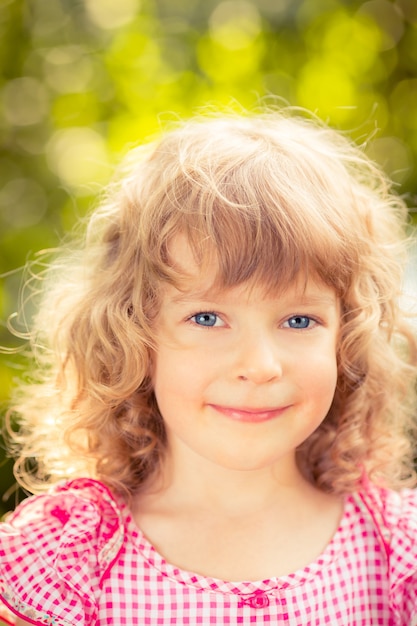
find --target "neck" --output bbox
[142,445,314,519]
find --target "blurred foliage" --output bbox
[1,0,417,515]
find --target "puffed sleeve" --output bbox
[0,478,124,626]
[386,488,417,625]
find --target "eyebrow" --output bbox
[170,290,217,305]
[290,294,338,306]
[169,289,338,307]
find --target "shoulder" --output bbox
[358,483,417,562]
[360,483,417,539]
[358,482,417,621]
[379,487,417,577]
[0,478,125,626]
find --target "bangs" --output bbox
[181,197,350,296]
[149,157,359,298]
[134,116,376,300]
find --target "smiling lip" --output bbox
[209,404,289,423]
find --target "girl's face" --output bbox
[152,236,340,478]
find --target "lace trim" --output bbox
[99,521,124,571]
[1,587,74,626]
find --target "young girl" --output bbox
[1,110,417,626]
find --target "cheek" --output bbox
[310,355,338,401]
[152,346,200,401]
[295,341,337,387]
[152,358,200,431]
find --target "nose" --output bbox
[233,331,283,384]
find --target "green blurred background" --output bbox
[1,0,417,516]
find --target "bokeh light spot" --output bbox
[357,0,405,50]
[296,59,356,124]
[209,1,262,50]
[85,0,141,30]
[43,46,94,94]
[2,77,49,127]
[0,179,47,228]
[46,128,111,192]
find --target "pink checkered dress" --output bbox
[0,478,416,625]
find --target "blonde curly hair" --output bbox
[6,109,417,498]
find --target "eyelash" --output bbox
[188,312,222,327]
[282,315,319,330]
[188,312,320,329]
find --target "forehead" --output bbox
[165,235,338,306]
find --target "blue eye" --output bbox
[286,315,312,329]
[192,312,219,327]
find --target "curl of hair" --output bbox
[5,108,417,498]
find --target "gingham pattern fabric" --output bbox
[0,478,416,625]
